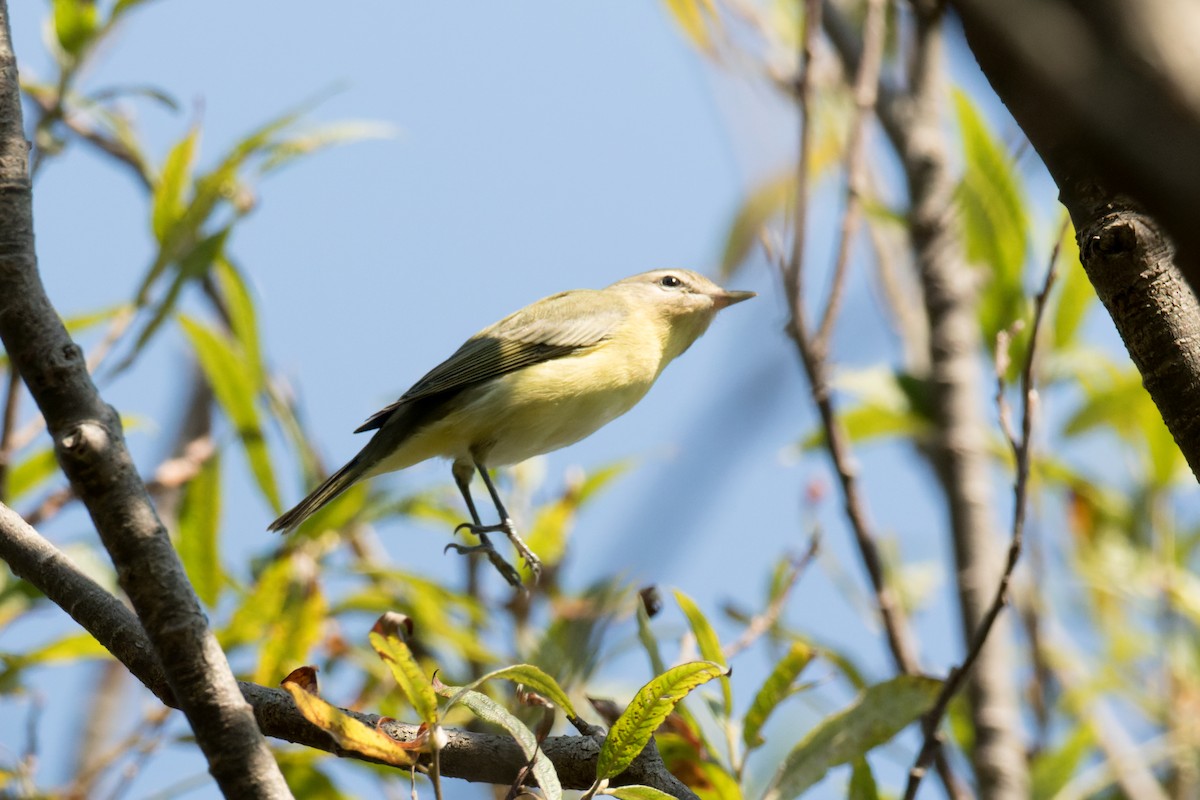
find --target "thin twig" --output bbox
[724,532,820,660]
[782,0,821,316]
[813,0,886,353]
[903,223,1064,799]
[26,88,153,189]
[782,0,922,685]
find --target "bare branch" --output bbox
[0,7,290,796]
[814,0,886,352]
[904,223,1062,799]
[0,503,696,798]
[723,533,820,660]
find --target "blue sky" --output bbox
[1,2,1087,797]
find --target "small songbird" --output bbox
[269,269,754,586]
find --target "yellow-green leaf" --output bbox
[152,127,200,244]
[763,675,942,800]
[603,786,677,800]
[662,0,718,53]
[435,681,562,800]
[596,661,729,780]
[368,612,439,724]
[743,641,813,748]
[176,452,223,606]
[674,590,731,717]
[254,567,326,687]
[1050,220,1092,349]
[721,172,792,279]
[282,668,416,766]
[213,256,265,390]
[954,88,1029,351]
[849,757,879,800]
[444,662,577,721]
[5,448,59,503]
[53,0,99,57]
[178,314,282,512]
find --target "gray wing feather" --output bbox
[355,289,626,433]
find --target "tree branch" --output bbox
[950,0,1200,483]
[905,226,1060,799]
[946,0,1200,298]
[893,4,1028,797]
[0,6,290,797]
[0,503,694,798]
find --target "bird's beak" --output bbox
[712,289,756,310]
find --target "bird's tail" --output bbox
[268,456,367,534]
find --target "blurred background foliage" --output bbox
[0,0,1197,798]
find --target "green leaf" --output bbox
[763,675,942,800]
[152,127,201,245]
[662,0,718,53]
[179,314,282,512]
[444,663,578,721]
[213,256,265,390]
[635,600,666,677]
[435,681,562,800]
[368,613,439,725]
[260,121,397,174]
[113,0,158,18]
[673,590,731,717]
[253,574,326,686]
[22,631,110,665]
[801,368,928,449]
[848,757,879,800]
[603,786,678,800]
[596,661,729,780]
[953,89,1029,351]
[1050,218,1091,349]
[1063,369,1185,487]
[5,447,60,503]
[275,751,350,800]
[127,227,230,365]
[743,641,813,748]
[176,452,223,606]
[696,762,743,800]
[53,0,99,57]
[1031,725,1093,800]
[720,172,792,279]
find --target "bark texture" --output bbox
[823,4,1029,794]
[952,0,1200,482]
[0,7,291,797]
[948,0,1200,296]
[895,7,1027,798]
[0,503,695,798]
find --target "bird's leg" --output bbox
[472,460,542,583]
[446,462,523,589]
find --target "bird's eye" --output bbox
[660,275,682,288]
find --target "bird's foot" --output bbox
[444,536,524,590]
[453,519,543,584]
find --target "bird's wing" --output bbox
[354,289,627,433]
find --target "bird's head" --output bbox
[608,269,755,359]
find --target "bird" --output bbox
[268,269,755,586]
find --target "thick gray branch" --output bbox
[0,504,694,798]
[824,2,1028,795]
[898,11,1026,798]
[947,0,1200,297]
[0,7,290,797]
[950,0,1200,482]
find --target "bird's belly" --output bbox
[369,346,660,475]
[471,360,654,465]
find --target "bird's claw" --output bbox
[450,519,543,585]
[444,538,524,589]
